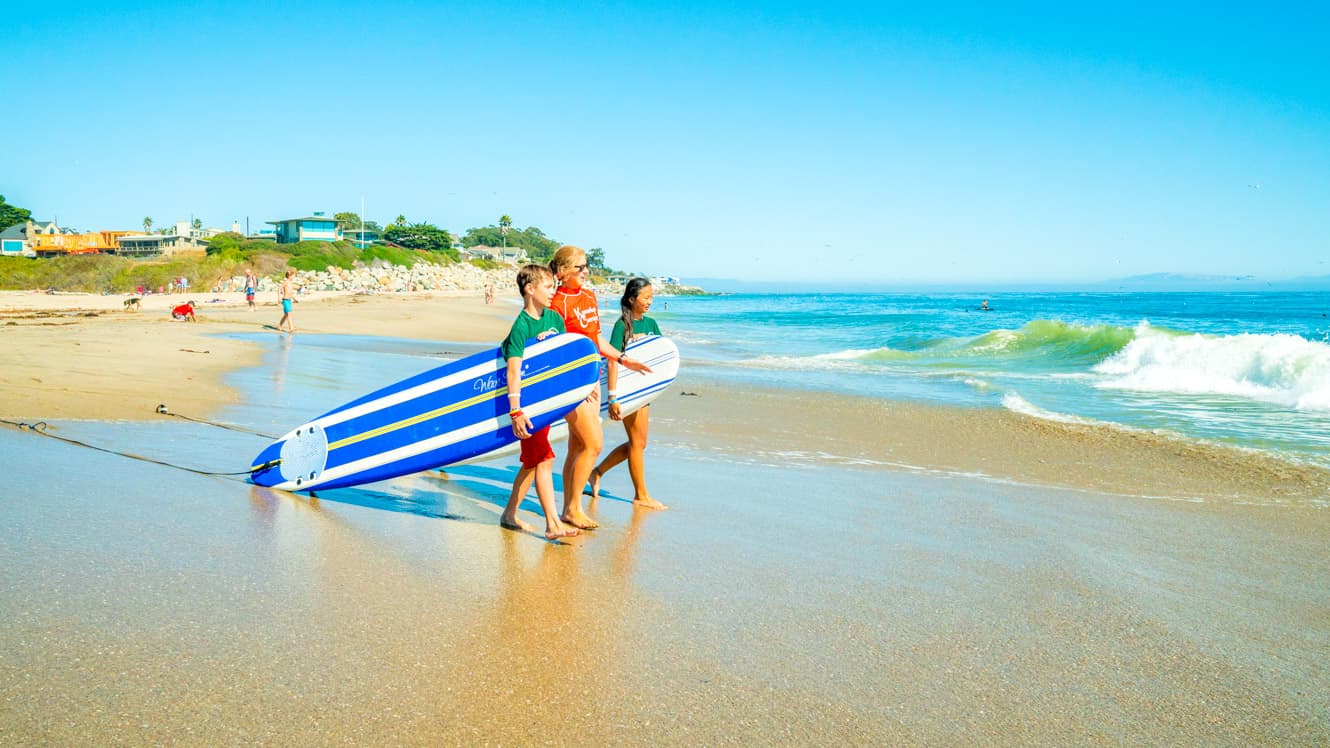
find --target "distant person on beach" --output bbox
[589,277,667,509]
[244,268,257,311]
[498,264,581,540]
[484,283,495,304]
[277,270,297,333]
[549,245,652,529]
[171,301,196,321]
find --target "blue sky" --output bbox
[7,1,1328,283]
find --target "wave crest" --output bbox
[1093,324,1330,410]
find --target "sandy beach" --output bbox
[2,290,1328,744]
[0,289,517,420]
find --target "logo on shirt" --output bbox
[572,306,598,328]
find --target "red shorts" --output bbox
[519,425,554,468]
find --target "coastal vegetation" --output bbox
[0,195,32,231]
[0,201,692,293]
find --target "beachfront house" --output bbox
[3,220,72,257]
[346,228,382,249]
[267,212,343,244]
[113,233,207,258]
[0,222,36,257]
[462,244,529,264]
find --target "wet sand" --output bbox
[2,421,1327,744]
[1,294,1328,743]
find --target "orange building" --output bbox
[29,223,133,258]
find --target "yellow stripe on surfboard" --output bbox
[324,353,601,453]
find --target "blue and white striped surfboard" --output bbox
[249,333,600,492]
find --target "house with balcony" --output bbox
[267,212,343,244]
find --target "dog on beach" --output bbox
[123,297,142,311]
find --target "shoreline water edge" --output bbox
[2,287,1329,743]
[4,288,1326,505]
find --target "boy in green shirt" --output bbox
[499,264,581,540]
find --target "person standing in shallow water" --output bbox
[589,277,667,509]
[277,270,297,333]
[548,245,651,529]
[244,268,257,311]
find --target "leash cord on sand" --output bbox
[0,416,274,478]
[154,404,279,439]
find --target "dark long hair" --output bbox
[619,277,652,349]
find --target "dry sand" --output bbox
[0,289,516,421]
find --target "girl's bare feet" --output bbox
[561,511,599,530]
[632,496,668,510]
[546,525,581,540]
[585,467,602,499]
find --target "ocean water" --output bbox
[650,291,1330,468]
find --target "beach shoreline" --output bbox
[4,289,1327,507]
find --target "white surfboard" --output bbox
[453,334,680,465]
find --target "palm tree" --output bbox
[143,216,152,234]
[499,214,512,249]
[192,218,202,230]
[395,214,407,227]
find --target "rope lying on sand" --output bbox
[0,406,281,479]
[154,403,277,439]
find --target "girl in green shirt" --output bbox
[591,278,667,509]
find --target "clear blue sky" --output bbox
[7,1,1329,283]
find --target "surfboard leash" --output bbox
[0,417,265,479]
[154,404,279,439]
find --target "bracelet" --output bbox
[607,396,618,404]
[617,353,626,364]
[509,409,524,419]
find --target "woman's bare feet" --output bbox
[545,525,581,540]
[632,495,668,510]
[561,511,599,530]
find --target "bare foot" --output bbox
[585,467,601,499]
[546,525,581,540]
[632,496,668,510]
[500,517,534,533]
[561,511,599,530]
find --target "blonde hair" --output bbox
[549,245,587,278]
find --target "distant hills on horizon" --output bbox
[685,272,1330,293]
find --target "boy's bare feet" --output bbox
[585,467,602,499]
[632,496,668,510]
[546,525,581,540]
[561,511,599,530]
[499,517,534,533]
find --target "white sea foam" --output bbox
[1093,324,1330,411]
[999,393,1101,426]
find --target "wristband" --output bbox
[617,353,626,364]
[509,409,524,419]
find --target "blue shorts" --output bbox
[281,299,292,313]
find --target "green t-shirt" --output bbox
[502,308,566,360]
[609,314,662,350]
